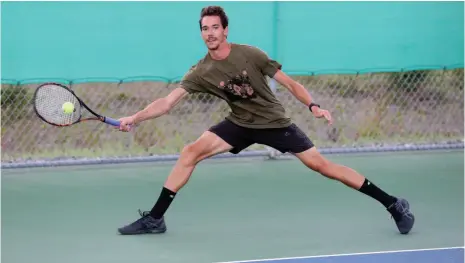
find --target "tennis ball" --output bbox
[62,102,75,114]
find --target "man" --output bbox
[116,6,414,235]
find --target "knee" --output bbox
[180,143,202,166]
[308,159,334,178]
[313,159,330,174]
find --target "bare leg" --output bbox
[293,147,415,234]
[148,131,233,219]
[293,147,397,208]
[117,131,233,235]
[164,131,234,192]
[294,147,365,189]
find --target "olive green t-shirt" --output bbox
[179,43,292,129]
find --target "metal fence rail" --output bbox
[1,66,463,168]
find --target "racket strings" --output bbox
[34,84,81,125]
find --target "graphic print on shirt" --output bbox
[218,70,257,101]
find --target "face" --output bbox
[200,16,228,50]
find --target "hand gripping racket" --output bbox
[33,82,122,127]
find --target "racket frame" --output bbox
[33,82,120,127]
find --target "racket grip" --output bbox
[103,117,121,127]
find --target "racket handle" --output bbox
[103,117,121,127]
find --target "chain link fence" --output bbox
[2,66,463,168]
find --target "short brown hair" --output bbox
[199,6,229,30]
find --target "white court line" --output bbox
[214,246,465,263]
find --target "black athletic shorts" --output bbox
[208,119,314,154]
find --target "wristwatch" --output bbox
[308,102,320,112]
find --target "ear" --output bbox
[224,26,229,38]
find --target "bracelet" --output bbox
[308,102,320,112]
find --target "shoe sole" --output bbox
[118,228,167,235]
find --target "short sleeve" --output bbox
[247,46,282,78]
[179,65,205,94]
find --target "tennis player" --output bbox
[116,6,414,235]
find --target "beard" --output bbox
[206,38,222,50]
[208,44,220,50]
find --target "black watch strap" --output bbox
[308,102,320,112]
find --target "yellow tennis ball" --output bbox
[62,102,75,114]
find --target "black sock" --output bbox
[149,187,177,219]
[358,178,397,208]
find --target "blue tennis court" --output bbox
[217,247,464,263]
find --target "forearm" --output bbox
[288,82,319,111]
[132,98,171,124]
[273,70,322,114]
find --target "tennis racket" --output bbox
[33,82,122,127]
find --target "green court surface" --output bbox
[2,150,464,263]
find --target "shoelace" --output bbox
[397,202,413,220]
[389,201,411,221]
[136,209,163,228]
[395,202,408,214]
[138,209,150,217]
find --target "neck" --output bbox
[208,41,231,60]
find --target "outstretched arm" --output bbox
[273,70,333,125]
[118,87,188,131]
